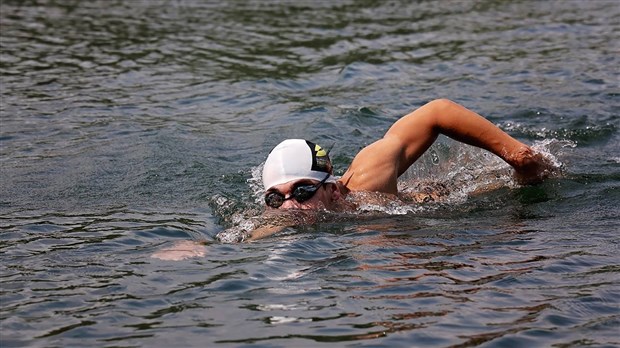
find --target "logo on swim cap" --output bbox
[310,142,333,174]
[262,139,337,190]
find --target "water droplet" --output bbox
[430,150,440,165]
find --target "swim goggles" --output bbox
[264,173,331,208]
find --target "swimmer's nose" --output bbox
[280,199,303,210]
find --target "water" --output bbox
[1,0,619,346]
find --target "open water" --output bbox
[1,0,619,347]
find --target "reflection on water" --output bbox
[1,0,619,347]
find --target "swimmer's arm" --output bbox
[386,99,552,184]
[150,221,290,260]
[386,99,524,170]
[342,99,550,192]
[245,209,316,241]
[149,226,286,260]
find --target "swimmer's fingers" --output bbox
[151,240,206,261]
[513,148,556,185]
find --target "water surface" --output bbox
[1,0,619,347]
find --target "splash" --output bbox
[530,138,575,168]
[395,138,571,207]
[247,162,266,205]
[209,194,258,242]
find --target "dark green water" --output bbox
[1,0,619,347]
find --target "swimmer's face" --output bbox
[264,178,334,210]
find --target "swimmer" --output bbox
[249,99,553,237]
[152,99,555,259]
[265,99,552,206]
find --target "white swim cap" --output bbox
[262,139,338,190]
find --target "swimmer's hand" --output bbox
[247,225,287,241]
[151,240,206,261]
[511,146,556,185]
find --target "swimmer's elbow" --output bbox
[406,98,459,134]
[425,99,461,117]
[430,97,452,103]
